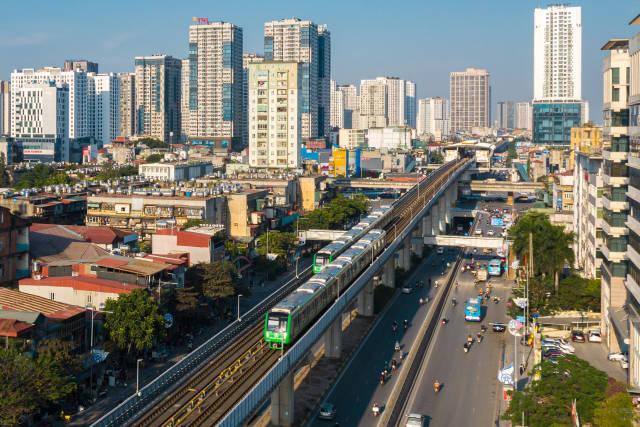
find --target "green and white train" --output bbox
[265,229,386,348]
[312,205,393,273]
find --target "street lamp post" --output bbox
[237,294,243,322]
[87,304,111,402]
[136,358,143,396]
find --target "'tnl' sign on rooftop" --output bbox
[193,17,210,24]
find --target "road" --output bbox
[307,249,459,427]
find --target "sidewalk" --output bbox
[69,258,313,425]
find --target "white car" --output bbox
[402,286,413,294]
[588,330,602,343]
[475,229,483,235]
[542,343,574,354]
[608,352,628,362]
[487,230,495,236]
[620,356,629,369]
[541,339,575,352]
[436,247,444,255]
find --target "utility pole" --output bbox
[528,232,533,335]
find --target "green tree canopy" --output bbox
[429,151,444,164]
[186,261,248,300]
[145,154,163,163]
[503,356,609,426]
[104,289,165,354]
[137,137,169,149]
[508,211,575,292]
[299,193,370,230]
[0,340,78,425]
[594,392,639,427]
[95,163,138,181]
[15,164,73,189]
[255,231,297,257]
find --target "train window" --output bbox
[267,314,288,333]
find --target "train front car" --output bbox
[264,308,292,349]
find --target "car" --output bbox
[620,356,630,369]
[588,330,602,343]
[544,351,563,359]
[542,344,573,355]
[608,352,628,362]
[402,286,413,294]
[475,229,483,235]
[543,337,571,347]
[487,229,495,236]
[571,330,586,342]
[406,413,425,427]
[541,339,575,353]
[318,402,336,420]
[436,247,444,255]
[492,322,506,332]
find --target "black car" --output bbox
[492,323,506,332]
[571,330,586,342]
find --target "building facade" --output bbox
[532,101,584,146]
[264,18,330,138]
[358,79,387,128]
[417,97,450,139]
[11,82,69,162]
[516,102,532,130]
[367,127,412,150]
[533,5,582,101]
[338,84,357,129]
[139,161,214,181]
[0,81,9,136]
[449,68,490,133]
[87,73,120,147]
[497,101,515,129]
[405,81,416,128]
[330,80,344,129]
[242,54,264,148]
[63,60,98,74]
[183,21,243,149]
[248,62,303,169]
[134,55,181,143]
[118,72,135,139]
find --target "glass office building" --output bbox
[532,102,583,146]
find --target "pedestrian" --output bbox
[519,364,524,375]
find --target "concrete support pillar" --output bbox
[444,190,452,227]
[437,199,446,234]
[357,279,375,316]
[396,240,411,271]
[324,315,342,358]
[271,371,294,426]
[410,236,424,258]
[381,257,395,288]
[422,214,433,237]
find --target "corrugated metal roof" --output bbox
[0,288,84,321]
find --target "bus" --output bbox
[465,297,482,322]
[487,259,503,276]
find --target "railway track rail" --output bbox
[105,159,469,427]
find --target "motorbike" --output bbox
[481,325,487,333]
[494,296,500,304]
[404,320,408,329]
[476,334,482,343]
[463,343,469,353]
[441,318,447,325]
[373,404,380,417]
[434,382,441,393]
[379,376,384,385]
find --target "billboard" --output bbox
[490,217,504,226]
[333,148,348,177]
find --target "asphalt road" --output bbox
[307,249,459,427]
[400,210,514,427]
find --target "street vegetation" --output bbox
[298,193,369,230]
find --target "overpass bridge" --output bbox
[300,229,346,241]
[326,177,416,189]
[470,180,544,192]
[92,159,473,427]
[424,235,505,249]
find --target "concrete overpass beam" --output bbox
[357,279,374,316]
[324,315,343,358]
[271,371,294,426]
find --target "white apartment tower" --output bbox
[330,80,344,129]
[87,73,121,146]
[118,73,135,138]
[264,18,330,139]
[497,101,516,129]
[0,82,9,135]
[12,83,69,162]
[242,54,264,148]
[449,68,490,133]
[417,97,450,139]
[11,67,88,139]
[517,102,532,130]
[184,21,243,149]
[248,62,302,169]
[533,5,582,101]
[405,80,416,128]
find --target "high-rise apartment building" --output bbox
[449,68,490,133]
[381,77,405,127]
[63,59,98,74]
[358,79,387,129]
[11,67,88,140]
[497,101,516,129]
[87,73,120,146]
[12,82,68,162]
[0,82,9,136]
[264,18,330,138]
[533,5,581,100]
[117,73,135,138]
[134,55,181,143]
[183,21,243,149]
[248,62,302,169]
[405,81,416,128]
[599,38,631,372]
[330,80,344,129]
[417,97,450,140]
[516,102,533,130]
[339,84,358,129]
[242,54,264,148]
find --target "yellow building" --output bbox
[570,125,602,169]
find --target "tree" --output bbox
[139,241,151,253]
[137,138,169,149]
[183,219,204,229]
[256,231,297,258]
[298,193,370,230]
[103,289,165,355]
[508,211,575,292]
[549,275,600,312]
[186,262,248,300]
[95,163,138,181]
[594,392,639,427]
[0,341,77,425]
[503,355,608,426]
[145,154,163,163]
[0,153,9,187]
[430,151,444,164]
[15,164,72,189]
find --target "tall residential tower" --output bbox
[449,68,490,133]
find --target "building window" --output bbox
[612,88,619,102]
[87,294,92,304]
[612,68,619,85]
[50,293,55,300]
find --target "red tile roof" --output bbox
[176,231,212,248]
[0,318,34,337]
[95,258,130,268]
[155,227,180,236]
[0,288,84,321]
[19,276,144,294]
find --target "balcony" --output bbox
[602,219,629,236]
[603,174,630,186]
[603,150,628,163]
[602,195,629,212]
[601,244,627,263]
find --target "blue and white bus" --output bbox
[487,259,503,276]
[465,298,482,322]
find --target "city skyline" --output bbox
[1,1,637,123]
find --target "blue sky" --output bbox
[1,0,638,123]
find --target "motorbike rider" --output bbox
[404,319,408,329]
[434,379,441,392]
[441,317,447,324]
[395,341,400,352]
[373,402,380,416]
[419,297,424,305]
[452,297,457,307]
[392,321,398,331]
[467,334,473,344]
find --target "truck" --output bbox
[476,268,488,283]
